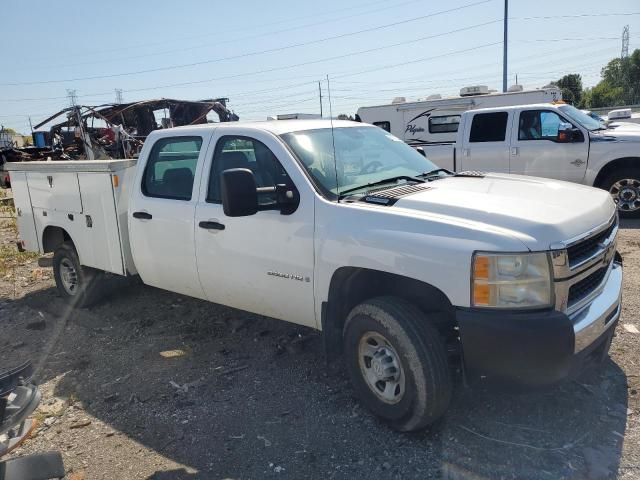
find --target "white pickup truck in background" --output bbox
[7,120,623,431]
[413,103,640,217]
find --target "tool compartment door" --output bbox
[9,172,40,252]
[27,172,83,213]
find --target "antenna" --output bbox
[318,81,323,118]
[621,25,629,59]
[326,74,340,199]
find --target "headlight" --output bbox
[472,252,553,309]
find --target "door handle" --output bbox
[199,221,225,230]
[132,211,152,220]
[510,147,519,156]
[462,148,470,157]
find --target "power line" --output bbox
[8,0,428,74]
[0,0,493,86]
[512,12,640,20]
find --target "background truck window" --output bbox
[428,115,460,134]
[207,135,291,204]
[373,121,391,132]
[519,110,564,141]
[469,112,509,142]
[142,136,202,201]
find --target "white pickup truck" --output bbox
[7,120,623,431]
[414,103,640,218]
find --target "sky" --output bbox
[0,0,638,133]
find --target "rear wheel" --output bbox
[343,297,452,431]
[53,242,104,308]
[601,168,640,218]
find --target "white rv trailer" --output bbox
[356,85,562,147]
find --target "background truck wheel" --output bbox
[343,296,452,432]
[53,242,104,308]
[601,168,640,218]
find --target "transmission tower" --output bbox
[66,89,78,107]
[115,88,123,104]
[622,25,629,59]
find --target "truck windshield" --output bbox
[281,126,438,197]
[558,105,603,131]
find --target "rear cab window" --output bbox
[142,136,203,200]
[469,112,509,142]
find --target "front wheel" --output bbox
[53,242,104,308]
[343,297,452,431]
[601,168,640,218]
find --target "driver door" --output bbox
[509,109,589,182]
[194,129,316,327]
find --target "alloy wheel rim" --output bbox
[358,332,405,404]
[610,178,640,212]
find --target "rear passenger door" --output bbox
[459,111,511,173]
[129,134,209,299]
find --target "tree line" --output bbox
[551,48,640,109]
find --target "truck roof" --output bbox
[470,103,564,113]
[166,119,364,136]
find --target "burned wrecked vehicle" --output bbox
[1,98,238,165]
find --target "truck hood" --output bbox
[590,127,640,142]
[391,174,616,251]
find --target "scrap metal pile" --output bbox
[1,98,238,163]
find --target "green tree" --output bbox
[552,74,583,106]
[0,127,18,135]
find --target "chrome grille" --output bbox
[568,267,608,306]
[553,214,618,316]
[567,219,617,269]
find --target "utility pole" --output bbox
[115,88,124,104]
[66,89,77,107]
[502,0,508,92]
[318,81,323,117]
[621,25,629,59]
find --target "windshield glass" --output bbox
[559,105,603,131]
[281,126,438,196]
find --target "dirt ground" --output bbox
[0,206,638,479]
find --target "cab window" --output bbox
[519,110,566,141]
[469,112,508,142]
[207,136,292,204]
[142,136,202,200]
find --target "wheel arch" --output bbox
[593,157,640,188]
[42,225,73,253]
[321,267,456,362]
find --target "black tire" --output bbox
[343,296,452,431]
[599,168,640,219]
[53,242,104,308]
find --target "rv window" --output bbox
[469,112,508,143]
[373,121,391,132]
[428,115,460,134]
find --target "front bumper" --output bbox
[457,260,622,389]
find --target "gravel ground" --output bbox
[0,210,638,480]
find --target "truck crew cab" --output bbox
[7,120,623,431]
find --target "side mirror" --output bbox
[416,147,426,157]
[557,123,573,143]
[221,168,258,217]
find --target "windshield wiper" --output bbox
[417,168,454,179]
[338,175,425,198]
